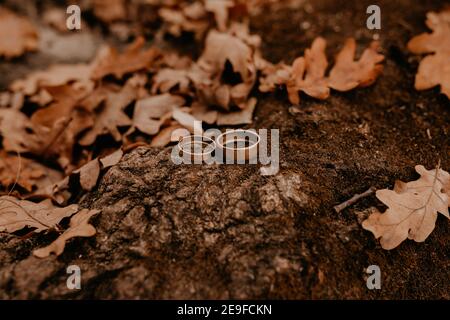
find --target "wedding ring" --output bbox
[177,135,215,163]
[216,129,260,162]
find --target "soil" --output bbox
[0,0,449,299]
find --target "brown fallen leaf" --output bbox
[33,209,100,258]
[30,85,94,169]
[31,85,91,128]
[34,150,123,204]
[287,37,329,105]
[150,23,261,125]
[91,37,160,80]
[0,196,78,233]
[79,79,140,146]
[100,148,123,168]
[328,38,384,92]
[362,165,450,250]
[0,108,42,153]
[10,64,93,96]
[132,94,185,136]
[0,151,63,193]
[407,9,450,99]
[260,37,384,105]
[73,159,101,192]
[191,29,257,110]
[0,8,38,58]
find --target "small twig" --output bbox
[334,186,377,213]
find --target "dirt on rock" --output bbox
[0,0,449,299]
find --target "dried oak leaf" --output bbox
[37,149,123,204]
[0,108,42,153]
[132,93,185,135]
[191,29,257,110]
[30,85,94,169]
[10,64,93,96]
[0,196,78,233]
[0,151,63,193]
[407,9,450,99]
[328,38,384,92]
[33,209,100,258]
[287,37,330,105]
[362,165,450,250]
[91,37,160,80]
[0,8,38,58]
[79,79,140,146]
[260,37,384,105]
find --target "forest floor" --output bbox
[0,0,449,299]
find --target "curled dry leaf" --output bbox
[0,8,38,58]
[362,165,450,250]
[33,209,100,258]
[407,9,450,99]
[0,196,78,233]
[133,94,185,135]
[192,29,257,110]
[91,37,160,80]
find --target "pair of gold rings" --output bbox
[177,130,260,163]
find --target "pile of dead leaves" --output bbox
[3,2,448,258]
[0,1,386,257]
